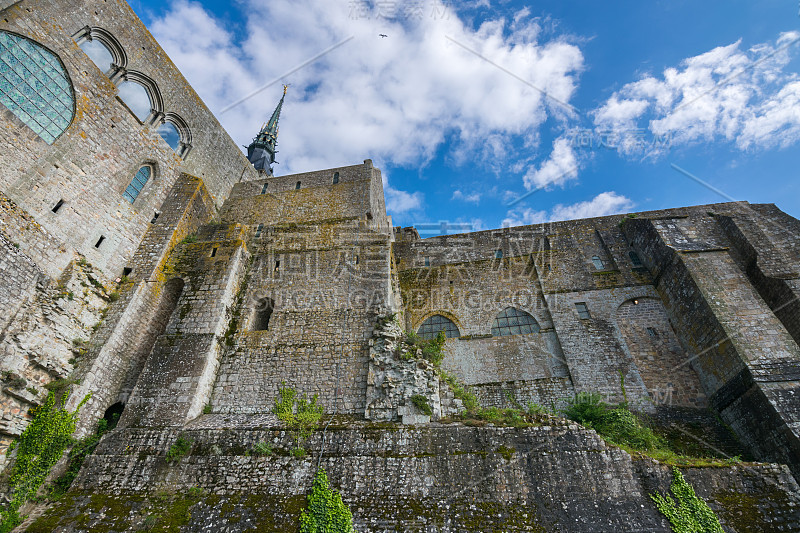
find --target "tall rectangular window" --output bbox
[575,302,591,319]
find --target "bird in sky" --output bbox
[379,34,388,38]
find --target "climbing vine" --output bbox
[299,468,354,533]
[650,467,724,533]
[0,390,90,532]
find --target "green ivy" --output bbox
[299,468,354,533]
[0,390,90,532]
[49,412,119,500]
[651,467,724,532]
[272,384,324,452]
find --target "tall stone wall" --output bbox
[0,0,256,280]
[394,212,704,411]
[66,174,218,435]
[29,420,800,532]
[622,205,800,479]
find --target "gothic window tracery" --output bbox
[417,314,460,340]
[0,31,75,144]
[491,307,539,336]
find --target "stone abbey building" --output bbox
[1,0,799,531]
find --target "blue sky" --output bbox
[129,0,800,233]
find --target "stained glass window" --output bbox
[491,307,539,336]
[417,314,460,340]
[0,31,74,144]
[123,165,151,203]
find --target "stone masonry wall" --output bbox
[623,206,800,479]
[66,174,217,435]
[0,0,256,280]
[30,421,800,532]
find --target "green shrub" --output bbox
[107,291,120,302]
[564,392,607,428]
[526,402,548,416]
[299,468,354,533]
[650,467,724,532]
[564,393,666,452]
[291,447,306,458]
[248,441,273,456]
[272,384,324,452]
[202,404,212,414]
[404,330,446,366]
[166,436,193,463]
[180,234,197,244]
[410,394,432,416]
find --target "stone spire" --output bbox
[246,85,287,175]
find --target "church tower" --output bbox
[246,85,286,175]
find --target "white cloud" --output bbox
[148,0,584,218]
[522,136,579,190]
[549,191,634,221]
[385,186,423,214]
[503,191,633,227]
[452,190,481,204]
[592,32,800,156]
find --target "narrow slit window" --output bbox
[274,260,280,271]
[495,249,503,259]
[424,257,430,267]
[295,181,301,189]
[261,183,268,194]
[629,251,643,267]
[95,236,105,248]
[591,255,605,270]
[255,223,264,238]
[52,199,64,213]
[210,247,217,258]
[123,165,151,204]
[151,211,160,224]
[575,302,591,319]
[333,172,339,184]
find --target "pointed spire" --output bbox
[247,86,288,174]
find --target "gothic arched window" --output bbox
[79,39,114,73]
[118,80,151,122]
[491,307,539,336]
[123,165,151,203]
[417,314,460,340]
[0,31,75,144]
